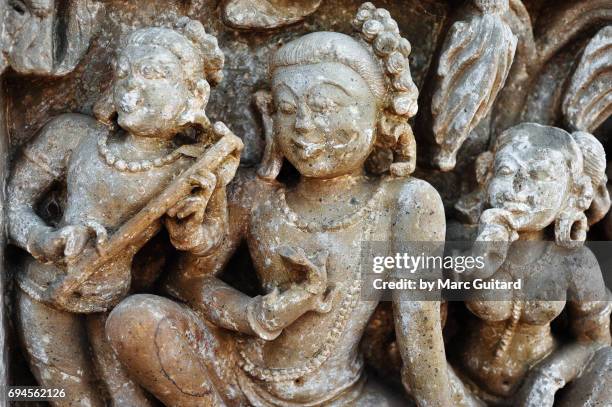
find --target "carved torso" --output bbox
[18,114,192,311]
[238,178,395,403]
[460,244,609,398]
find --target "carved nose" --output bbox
[295,106,315,133]
[512,173,525,193]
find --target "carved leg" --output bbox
[556,346,612,407]
[15,288,105,407]
[86,313,157,406]
[106,294,244,407]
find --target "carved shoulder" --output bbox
[560,245,607,302]
[19,113,105,178]
[383,177,446,243]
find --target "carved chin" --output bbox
[117,113,148,133]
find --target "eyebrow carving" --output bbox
[309,80,351,98]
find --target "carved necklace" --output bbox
[276,178,386,233]
[97,133,183,172]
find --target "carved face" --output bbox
[487,143,570,231]
[113,45,190,137]
[272,62,378,178]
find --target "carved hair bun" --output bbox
[352,2,418,118]
[175,18,225,85]
[572,131,607,187]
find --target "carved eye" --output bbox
[277,101,297,114]
[141,64,169,80]
[529,167,553,181]
[141,65,154,79]
[309,95,338,113]
[114,59,129,78]
[497,165,513,176]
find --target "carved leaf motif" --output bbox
[432,9,517,171]
[53,0,105,75]
[563,26,612,133]
[223,0,322,30]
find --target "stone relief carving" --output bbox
[105,4,452,406]
[0,0,104,75]
[563,25,612,133]
[0,1,610,406]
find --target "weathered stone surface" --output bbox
[0,1,611,406]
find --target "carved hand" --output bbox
[246,246,336,338]
[249,284,336,338]
[167,170,217,223]
[278,246,329,295]
[27,225,92,263]
[513,342,604,407]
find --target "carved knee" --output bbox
[106,294,167,355]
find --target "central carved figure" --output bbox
[107,3,454,406]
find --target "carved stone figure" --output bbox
[0,0,104,401]
[6,18,242,406]
[105,4,454,406]
[456,123,612,406]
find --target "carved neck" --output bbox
[295,169,367,201]
[517,230,545,241]
[124,133,175,152]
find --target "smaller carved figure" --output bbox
[456,123,612,406]
[7,18,240,406]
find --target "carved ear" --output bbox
[555,209,588,248]
[179,79,211,128]
[254,90,283,181]
[93,85,116,125]
[573,174,594,212]
[475,151,495,187]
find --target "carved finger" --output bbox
[278,246,310,268]
[47,234,67,260]
[212,121,234,138]
[167,197,190,218]
[313,285,337,314]
[216,156,240,187]
[84,220,108,247]
[177,198,206,220]
[63,228,89,260]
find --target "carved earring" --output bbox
[254,91,283,181]
[555,209,588,248]
[178,80,211,129]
